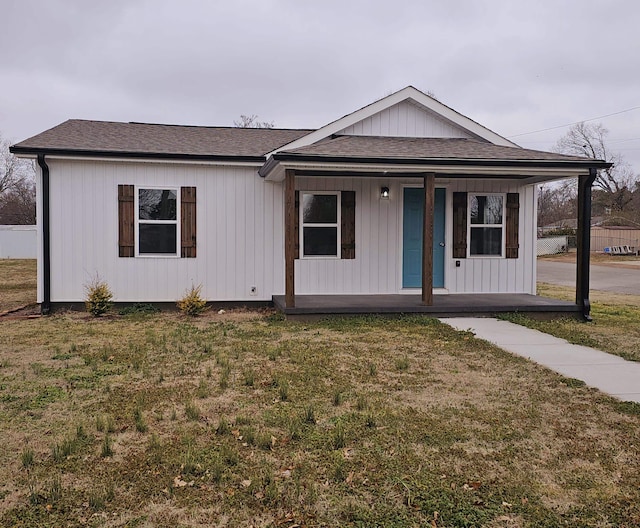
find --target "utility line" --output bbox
[508,106,640,138]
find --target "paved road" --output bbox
[537,260,640,296]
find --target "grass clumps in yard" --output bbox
[2,303,640,526]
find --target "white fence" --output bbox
[537,236,568,256]
[0,225,37,259]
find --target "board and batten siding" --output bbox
[40,158,537,302]
[337,100,474,139]
[294,177,537,296]
[44,159,284,302]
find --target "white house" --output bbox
[10,87,608,318]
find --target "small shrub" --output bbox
[84,276,113,317]
[177,284,208,316]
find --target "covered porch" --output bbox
[259,135,612,320]
[273,292,580,318]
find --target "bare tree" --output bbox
[554,122,636,211]
[1,133,36,224]
[0,179,36,224]
[538,181,577,230]
[233,115,274,129]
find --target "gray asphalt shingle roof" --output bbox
[278,135,592,163]
[11,119,313,158]
[11,119,606,168]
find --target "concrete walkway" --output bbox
[440,317,640,403]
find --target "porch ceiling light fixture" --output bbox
[380,186,390,199]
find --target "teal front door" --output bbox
[402,187,446,288]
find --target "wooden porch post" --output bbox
[576,168,597,320]
[422,173,435,305]
[285,169,296,308]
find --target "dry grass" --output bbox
[0,259,36,313]
[2,260,640,526]
[1,310,640,527]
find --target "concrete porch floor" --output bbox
[272,293,580,318]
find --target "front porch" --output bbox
[273,293,580,318]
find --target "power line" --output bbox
[508,106,640,138]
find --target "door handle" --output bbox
[439,242,445,247]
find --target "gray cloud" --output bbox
[2,0,639,170]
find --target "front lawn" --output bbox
[1,309,640,527]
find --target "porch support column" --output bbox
[576,168,597,321]
[285,169,296,308]
[422,173,435,305]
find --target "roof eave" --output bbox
[10,146,266,164]
[259,154,611,182]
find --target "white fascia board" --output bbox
[263,160,590,182]
[268,86,518,156]
[42,155,263,167]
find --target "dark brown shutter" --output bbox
[181,187,197,258]
[505,192,519,259]
[341,190,356,259]
[118,184,135,257]
[294,191,300,259]
[452,192,467,258]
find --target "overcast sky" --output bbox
[1,0,639,170]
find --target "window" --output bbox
[301,192,340,257]
[468,194,504,256]
[118,185,196,258]
[137,188,179,255]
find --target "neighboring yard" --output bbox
[1,261,640,527]
[0,259,36,313]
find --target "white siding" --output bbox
[337,100,473,139]
[47,159,283,302]
[294,177,537,296]
[46,158,537,302]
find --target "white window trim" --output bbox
[300,191,341,259]
[135,186,181,258]
[467,192,505,258]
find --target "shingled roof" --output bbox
[10,119,313,160]
[276,135,597,163]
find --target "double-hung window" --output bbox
[468,194,504,257]
[137,188,179,256]
[301,192,340,257]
